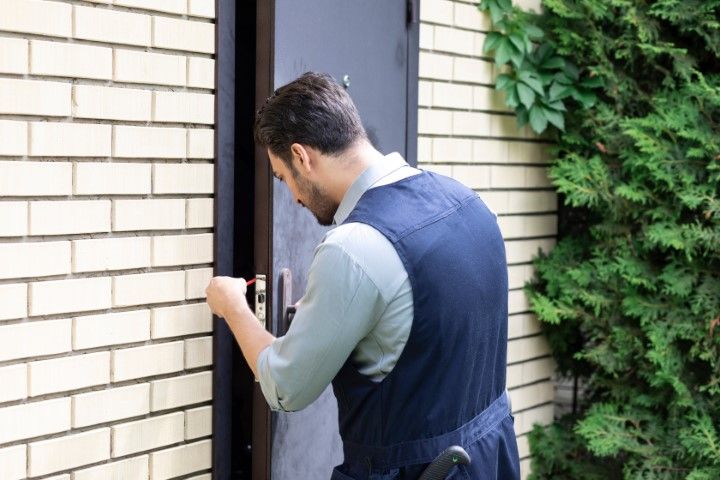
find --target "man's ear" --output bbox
[290,143,313,174]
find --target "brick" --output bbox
[0,319,71,362]
[432,82,472,109]
[73,309,151,350]
[112,412,184,457]
[73,85,151,121]
[453,111,491,136]
[187,474,212,480]
[522,357,556,384]
[0,444,25,480]
[420,0,454,25]
[451,165,490,189]
[115,0,187,14]
[491,114,527,138]
[454,57,494,84]
[508,313,542,339]
[186,267,213,299]
[0,120,28,156]
[187,57,215,88]
[482,190,557,214]
[419,24,433,50]
[517,434,529,458]
[72,236,151,273]
[509,288,530,314]
[73,384,150,428]
[0,0,72,37]
[30,277,111,316]
[0,364,27,403]
[113,271,185,307]
[0,240,70,280]
[43,475,71,480]
[74,455,148,480]
[152,233,213,267]
[186,198,214,228]
[0,283,27,320]
[151,371,212,411]
[474,139,509,163]
[516,403,553,435]
[417,137,432,163]
[30,40,111,79]
[473,32,489,57]
[153,91,214,124]
[454,2,492,31]
[0,204,27,237]
[491,166,550,188]
[473,86,507,111]
[515,0,542,13]
[152,303,212,339]
[113,125,186,159]
[29,351,110,396]
[153,163,214,194]
[508,141,551,164]
[508,335,551,364]
[418,109,451,135]
[185,405,212,439]
[509,381,554,412]
[419,52,453,80]
[28,428,110,477]
[74,6,150,47]
[149,439,211,480]
[74,162,152,195]
[433,26,474,56]
[497,214,557,239]
[29,122,111,157]
[29,200,111,235]
[507,264,535,290]
[431,137,471,163]
[185,336,212,369]
[112,341,184,381]
[0,397,70,444]
[418,80,432,106]
[153,17,214,54]
[0,78,70,116]
[113,199,185,231]
[506,238,556,264]
[0,161,72,196]
[113,49,186,86]
[0,37,28,74]
[188,0,215,18]
[187,129,214,158]
[423,164,452,177]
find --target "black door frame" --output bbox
[214,1,420,478]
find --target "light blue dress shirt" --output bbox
[256,153,420,412]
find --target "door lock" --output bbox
[254,274,267,330]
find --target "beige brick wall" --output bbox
[419,0,555,477]
[0,1,215,478]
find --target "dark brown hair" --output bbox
[254,72,367,169]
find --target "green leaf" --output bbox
[524,24,544,40]
[543,56,565,69]
[580,76,604,89]
[549,82,573,101]
[534,43,554,64]
[516,106,529,127]
[508,33,526,53]
[572,89,597,108]
[488,2,505,23]
[529,104,548,133]
[518,71,545,95]
[497,0,512,10]
[564,62,580,81]
[483,31,504,53]
[495,73,514,90]
[542,106,565,130]
[509,45,524,68]
[495,38,513,65]
[517,82,536,109]
[505,85,520,108]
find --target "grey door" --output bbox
[256,1,419,478]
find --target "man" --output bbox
[206,72,520,479]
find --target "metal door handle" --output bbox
[279,268,296,335]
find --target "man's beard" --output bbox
[294,173,338,226]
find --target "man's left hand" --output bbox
[206,276,249,319]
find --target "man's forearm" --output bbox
[224,304,275,377]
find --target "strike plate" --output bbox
[254,274,267,330]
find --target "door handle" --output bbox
[279,268,297,335]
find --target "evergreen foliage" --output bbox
[478,0,720,477]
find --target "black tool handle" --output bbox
[418,445,471,480]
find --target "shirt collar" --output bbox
[333,152,408,225]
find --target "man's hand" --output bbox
[205,276,248,319]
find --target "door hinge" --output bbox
[407,0,418,25]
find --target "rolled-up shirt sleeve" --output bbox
[256,240,387,412]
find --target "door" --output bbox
[253,1,419,478]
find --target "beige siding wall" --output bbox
[0,1,215,478]
[418,0,554,477]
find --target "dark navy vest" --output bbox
[331,171,520,480]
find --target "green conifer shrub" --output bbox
[478,1,720,477]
